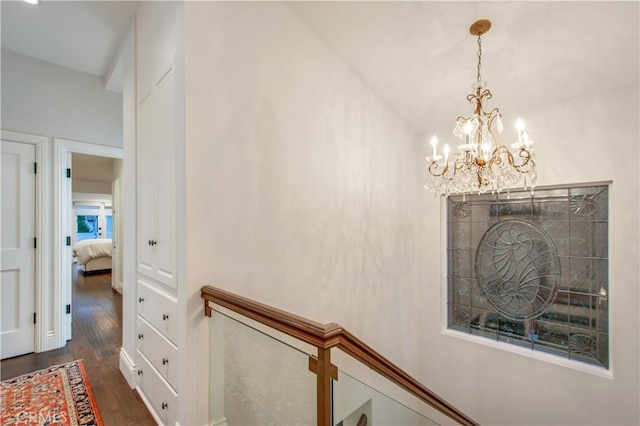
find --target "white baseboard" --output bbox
[211,417,228,426]
[111,280,123,294]
[119,347,137,388]
[41,330,59,353]
[136,385,163,426]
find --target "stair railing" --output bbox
[201,285,478,426]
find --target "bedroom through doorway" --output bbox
[70,153,119,281]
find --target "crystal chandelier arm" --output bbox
[489,145,513,169]
[428,160,450,177]
[487,107,500,117]
[479,89,492,101]
[485,108,501,144]
[470,89,493,114]
[512,149,535,172]
[489,146,535,172]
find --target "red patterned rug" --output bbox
[1,360,103,425]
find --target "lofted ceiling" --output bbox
[1,0,139,78]
[1,1,638,136]
[289,1,639,135]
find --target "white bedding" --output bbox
[73,238,112,265]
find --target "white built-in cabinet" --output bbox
[136,279,178,425]
[137,66,177,290]
[136,61,179,425]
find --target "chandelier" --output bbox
[424,19,536,196]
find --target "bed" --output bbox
[73,238,113,273]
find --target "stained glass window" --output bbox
[447,184,609,368]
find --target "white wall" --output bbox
[72,181,112,194]
[418,86,639,425]
[72,154,114,194]
[183,3,638,425]
[185,0,417,322]
[1,49,122,148]
[184,0,418,421]
[136,2,182,101]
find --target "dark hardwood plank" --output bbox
[1,265,156,426]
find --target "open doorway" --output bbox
[53,139,122,345]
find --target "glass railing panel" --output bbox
[209,309,317,426]
[333,369,438,426]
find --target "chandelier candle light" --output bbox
[424,19,536,197]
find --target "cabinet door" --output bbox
[137,279,178,345]
[137,90,156,277]
[137,350,178,425]
[137,315,178,390]
[154,67,177,288]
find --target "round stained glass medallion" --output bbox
[475,219,561,320]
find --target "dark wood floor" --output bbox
[1,265,156,425]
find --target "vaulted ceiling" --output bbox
[1,1,139,78]
[290,1,639,134]
[2,1,638,135]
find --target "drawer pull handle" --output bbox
[138,297,144,303]
[162,314,169,321]
[161,402,168,410]
[138,333,144,340]
[162,358,168,365]
[137,369,143,376]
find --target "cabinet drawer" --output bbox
[137,280,177,344]
[137,315,178,390]
[137,350,177,426]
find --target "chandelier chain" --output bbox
[476,36,482,82]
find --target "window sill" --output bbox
[441,328,613,379]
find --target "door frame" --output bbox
[53,138,122,344]
[1,130,47,353]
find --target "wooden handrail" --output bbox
[201,285,478,426]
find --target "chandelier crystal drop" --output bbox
[424,19,536,196]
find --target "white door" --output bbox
[137,90,156,278]
[1,140,36,359]
[154,67,176,288]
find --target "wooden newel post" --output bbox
[309,347,338,426]
[316,348,332,426]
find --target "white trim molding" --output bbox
[53,138,123,346]
[119,347,138,388]
[112,281,123,295]
[441,328,613,379]
[211,417,228,426]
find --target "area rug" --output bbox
[1,360,103,425]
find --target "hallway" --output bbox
[1,265,155,425]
